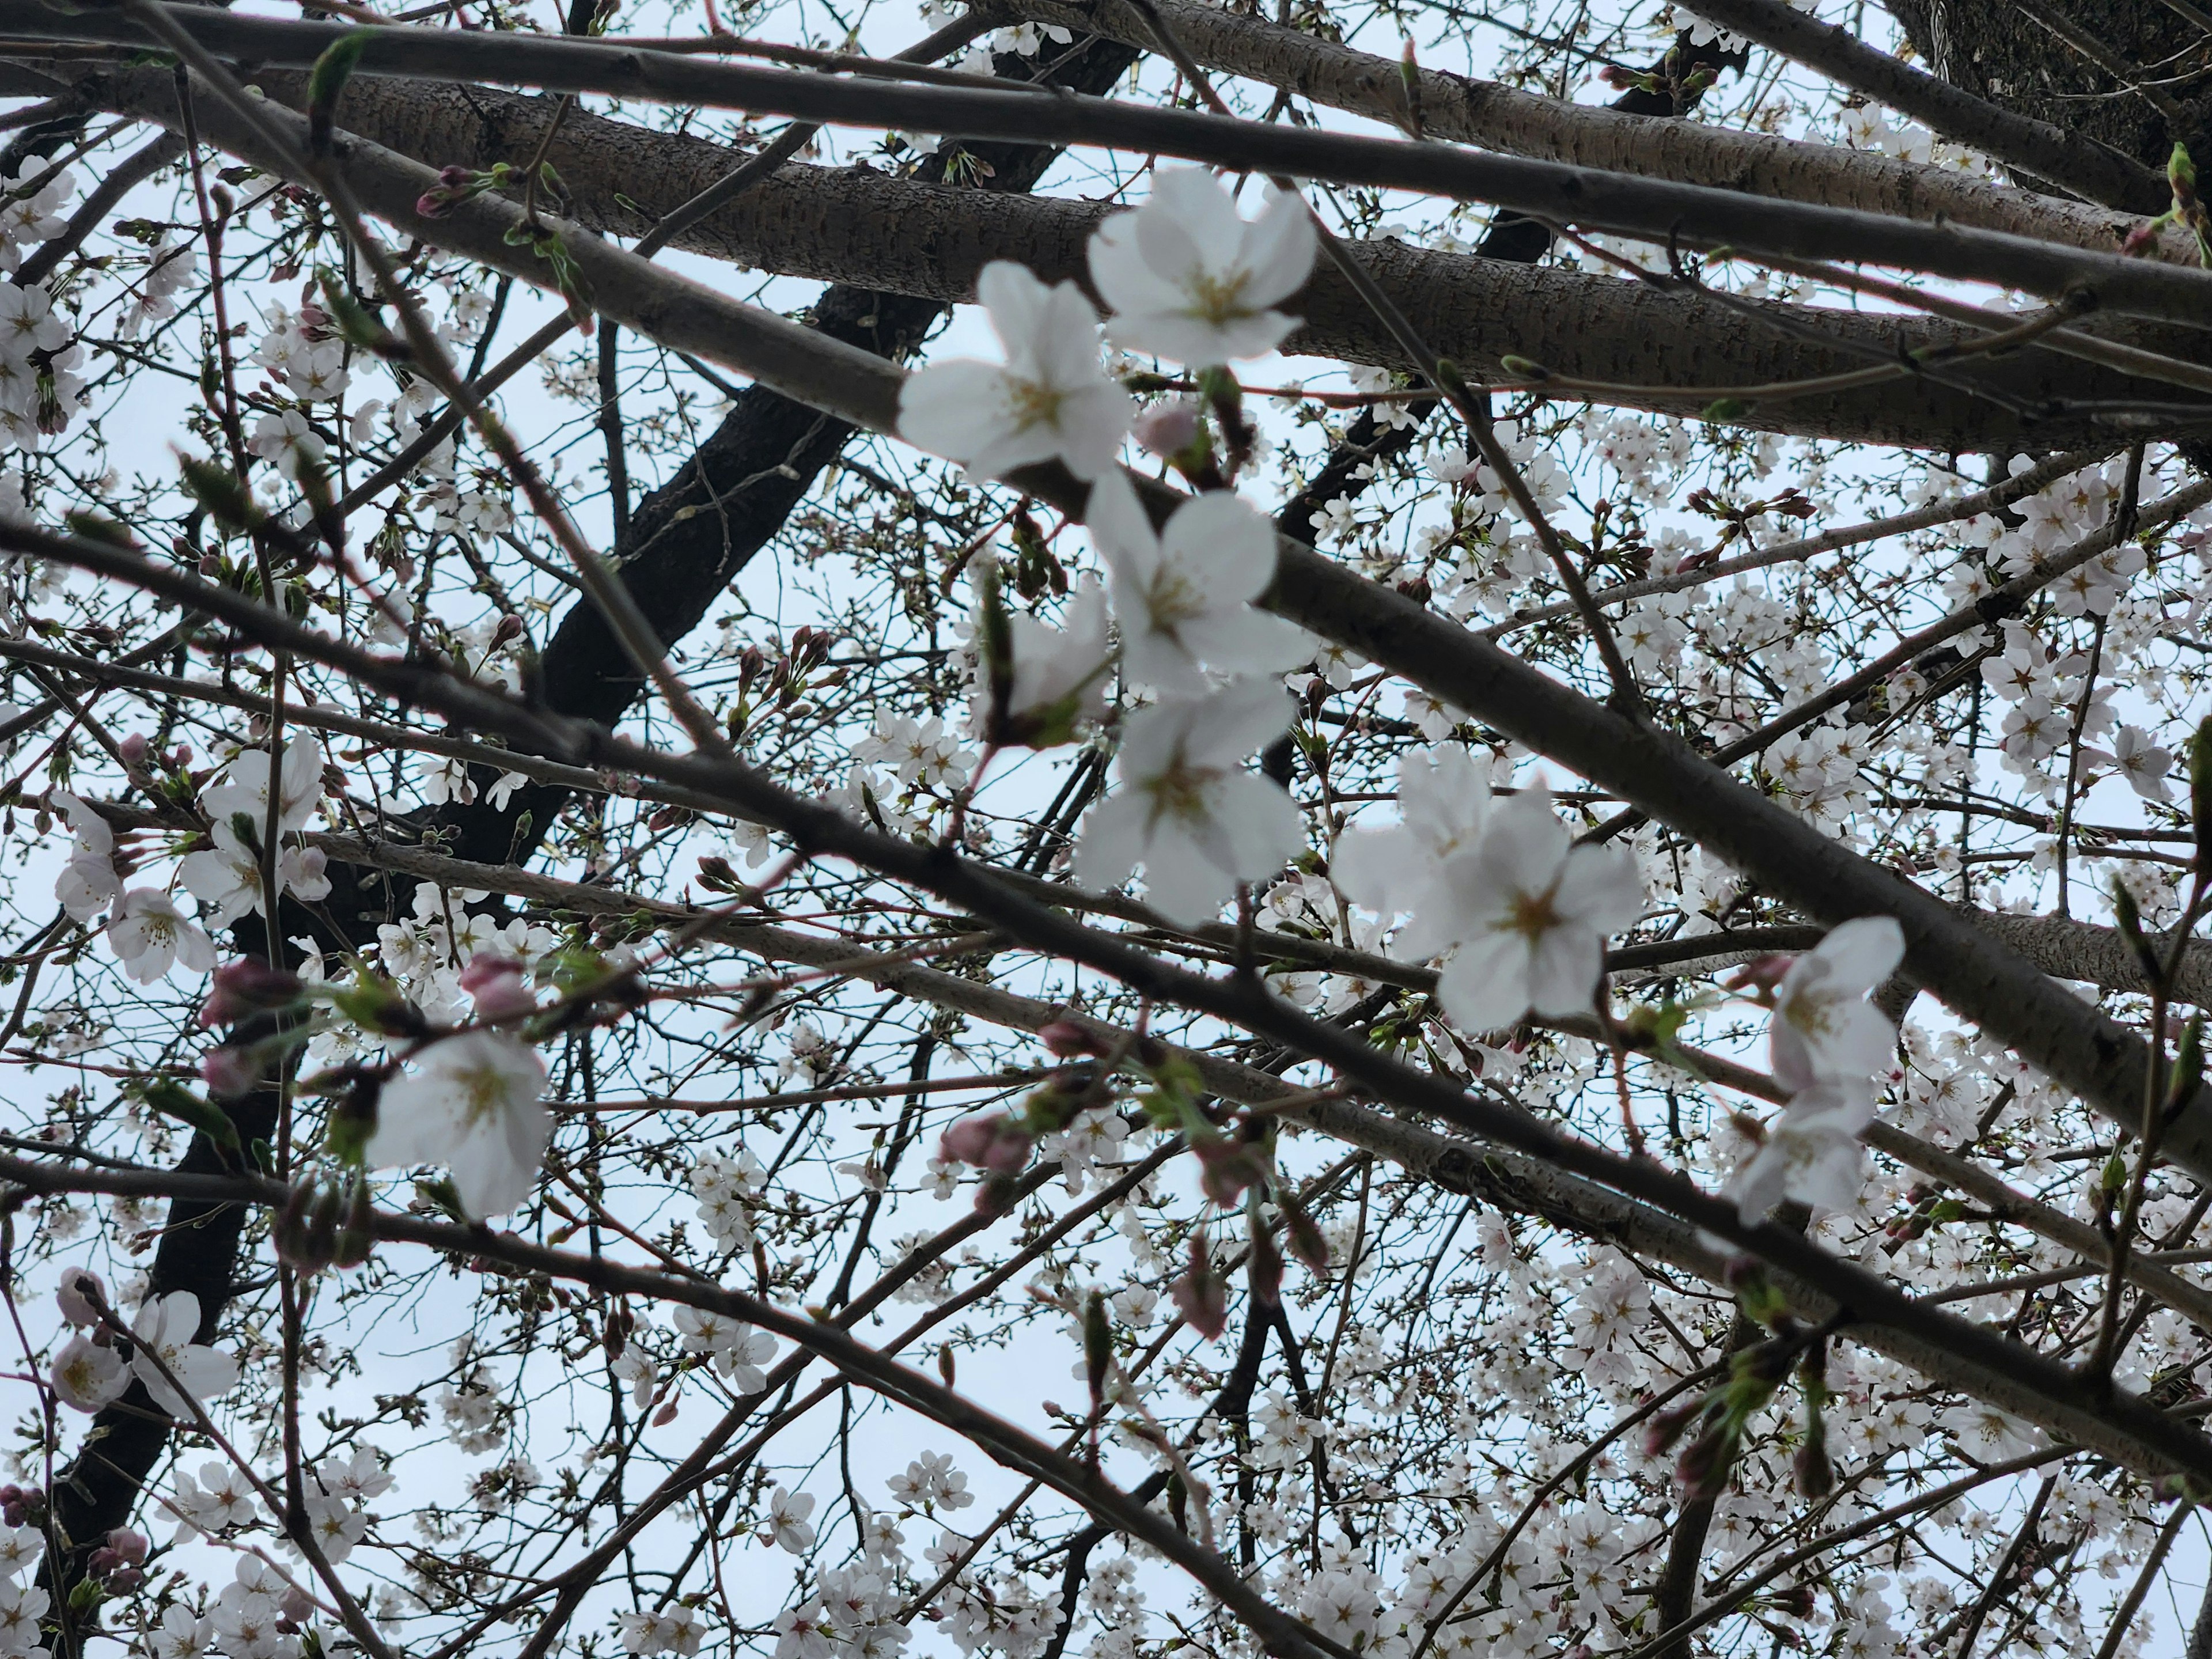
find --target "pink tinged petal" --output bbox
[1056,384,1133,480]
[1728,1141,1794,1225]
[1149,168,1248,269]
[1524,922,1604,1018]
[1330,827,1410,915]
[1089,213,1179,315]
[1085,469,1159,567]
[1437,930,1533,1032]
[1472,793,1569,900]
[1812,916,1906,995]
[1555,842,1643,933]
[1820,1002,1900,1081]
[1036,280,1111,387]
[1209,772,1304,883]
[1769,1023,1820,1096]
[1119,627,1207,695]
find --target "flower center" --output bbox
[1143,757,1217,825]
[1007,375,1066,431]
[1503,885,1562,941]
[463,1062,509,1128]
[1185,268,1255,325]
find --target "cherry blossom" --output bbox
[181,823,331,923]
[2099,724,2175,801]
[50,1333,127,1413]
[761,1486,817,1553]
[129,1290,241,1420]
[106,889,217,984]
[1728,1080,1883,1224]
[51,790,119,923]
[1331,744,1495,960]
[1072,677,1301,923]
[1430,789,1642,1031]
[365,1030,552,1219]
[970,576,1112,745]
[896,262,1130,480]
[1085,471,1312,691]
[1769,916,1906,1094]
[1087,168,1316,365]
[203,734,324,835]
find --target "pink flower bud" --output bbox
[118,733,148,764]
[281,1585,316,1624]
[199,958,306,1028]
[460,953,537,1020]
[1132,399,1202,458]
[201,1044,261,1100]
[106,1527,149,1565]
[1037,1020,1105,1059]
[1170,1237,1227,1340]
[56,1267,104,1328]
[938,1112,1033,1175]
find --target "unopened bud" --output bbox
[200,1044,262,1100]
[56,1267,104,1328]
[938,1111,1033,1175]
[1132,399,1202,459]
[199,957,306,1028]
[1037,1019,1107,1059]
[118,733,148,764]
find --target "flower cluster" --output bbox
[1728,917,1907,1222]
[1334,748,1643,1031]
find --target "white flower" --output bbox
[0,282,67,359]
[1086,471,1311,691]
[1088,169,1316,365]
[0,1582,48,1656]
[972,576,1113,745]
[2105,724,2175,801]
[1073,677,1302,924]
[671,1306,777,1391]
[105,889,217,984]
[1728,1080,1880,1223]
[364,1031,551,1219]
[1430,789,1641,1031]
[1770,916,1904,1093]
[130,1290,240,1421]
[300,1491,366,1563]
[50,1332,127,1413]
[180,823,329,924]
[897,261,1130,481]
[153,1607,218,1659]
[760,1486,817,1554]
[204,734,324,835]
[1331,745,1493,960]
[249,408,327,480]
[51,790,119,923]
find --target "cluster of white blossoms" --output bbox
[896,168,1328,923]
[181,736,333,925]
[1332,746,1643,1032]
[1726,916,1907,1222]
[0,154,86,450]
[47,1272,238,1421]
[0,1525,44,1658]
